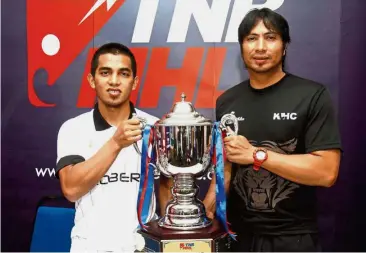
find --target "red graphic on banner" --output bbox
[27,0,125,107]
[195,47,226,108]
[140,47,205,108]
[77,47,226,109]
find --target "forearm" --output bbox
[203,175,216,218]
[158,175,174,216]
[60,138,122,202]
[203,163,232,218]
[262,150,339,187]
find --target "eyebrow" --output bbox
[98,67,131,72]
[249,31,278,36]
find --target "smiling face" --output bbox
[241,20,286,74]
[88,53,138,108]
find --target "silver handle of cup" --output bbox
[219,111,239,136]
[132,113,148,156]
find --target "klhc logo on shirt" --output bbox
[273,113,297,120]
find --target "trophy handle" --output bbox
[219,111,239,136]
[132,113,149,156]
[148,162,162,179]
[132,113,147,129]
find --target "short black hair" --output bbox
[90,42,137,77]
[238,8,291,66]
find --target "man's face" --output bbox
[88,53,137,108]
[241,20,285,73]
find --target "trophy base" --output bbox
[158,215,212,230]
[137,219,232,252]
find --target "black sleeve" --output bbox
[56,155,85,179]
[215,96,224,122]
[304,87,342,153]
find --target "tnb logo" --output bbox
[180,242,194,250]
[273,113,297,120]
[27,0,285,108]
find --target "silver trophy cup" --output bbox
[153,93,214,230]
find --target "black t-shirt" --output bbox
[215,73,342,235]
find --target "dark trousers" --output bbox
[231,233,321,252]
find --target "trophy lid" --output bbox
[155,93,213,126]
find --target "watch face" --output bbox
[256,150,266,160]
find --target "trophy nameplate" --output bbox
[138,220,231,252]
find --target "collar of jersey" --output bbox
[93,102,136,131]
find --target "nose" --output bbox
[256,37,267,52]
[108,73,120,86]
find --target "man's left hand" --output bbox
[224,129,255,165]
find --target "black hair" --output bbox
[90,42,137,77]
[238,8,291,67]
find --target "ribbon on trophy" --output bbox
[137,124,156,230]
[211,122,237,240]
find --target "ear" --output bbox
[87,73,95,89]
[283,44,288,56]
[132,76,139,91]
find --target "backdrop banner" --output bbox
[2,0,365,251]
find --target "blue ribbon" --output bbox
[211,122,236,240]
[137,124,155,228]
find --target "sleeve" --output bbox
[56,121,86,179]
[304,87,342,153]
[215,96,224,122]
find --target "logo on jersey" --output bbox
[273,112,297,120]
[233,138,299,212]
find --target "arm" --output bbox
[57,118,142,202]
[225,139,340,187]
[158,175,174,216]
[59,139,122,202]
[261,149,340,187]
[225,86,342,188]
[203,161,232,219]
[262,87,342,187]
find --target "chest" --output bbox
[82,129,143,175]
[219,96,309,153]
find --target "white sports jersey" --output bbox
[56,102,158,252]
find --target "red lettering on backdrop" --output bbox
[195,47,226,108]
[139,47,205,108]
[77,47,149,108]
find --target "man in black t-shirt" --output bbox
[203,8,342,252]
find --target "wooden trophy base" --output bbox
[137,219,232,252]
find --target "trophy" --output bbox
[136,93,238,252]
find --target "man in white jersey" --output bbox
[56,42,159,252]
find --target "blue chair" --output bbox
[30,196,75,252]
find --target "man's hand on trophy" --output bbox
[112,118,142,149]
[224,127,255,165]
[206,211,215,219]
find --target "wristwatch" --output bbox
[253,148,268,171]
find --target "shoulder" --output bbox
[134,108,160,125]
[216,80,249,107]
[284,73,326,95]
[58,110,94,136]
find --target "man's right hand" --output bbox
[112,118,142,149]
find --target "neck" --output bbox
[248,67,286,89]
[98,101,131,127]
